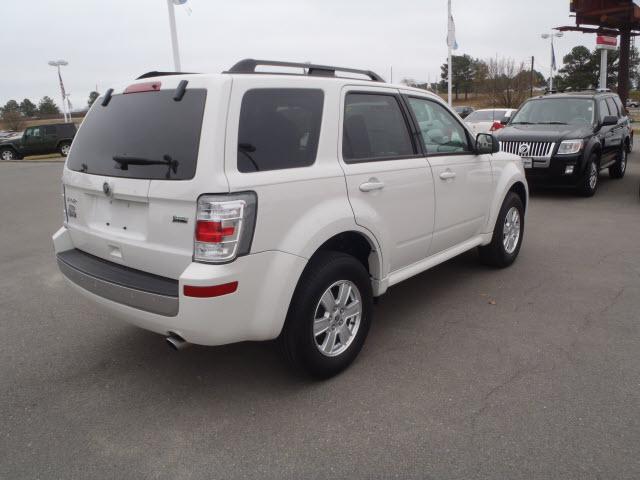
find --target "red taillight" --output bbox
[196,221,235,243]
[183,281,238,298]
[490,121,504,132]
[124,81,161,94]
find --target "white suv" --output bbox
[53,60,528,378]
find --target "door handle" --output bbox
[359,179,385,192]
[439,170,456,180]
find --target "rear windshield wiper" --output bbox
[511,121,533,125]
[112,154,179,178]
[538,121,567,125]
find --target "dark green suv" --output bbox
[0,123,77,161]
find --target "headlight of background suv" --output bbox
[557,139,583,155]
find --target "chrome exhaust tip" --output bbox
[166,332,189,351]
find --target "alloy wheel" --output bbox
[313,280,362,357]
[502,206,521,255]
[589,162,598,190]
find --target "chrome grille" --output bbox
[499,141,556,167]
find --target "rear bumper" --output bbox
[53,227,307,346]
[57,249,179,316]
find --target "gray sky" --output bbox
[1,0,592,109]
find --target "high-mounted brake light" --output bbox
[194,192,257,263]
[124,81,162,94]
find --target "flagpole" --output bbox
[166,0,182,71]
[447,0,453,106]
[550,36,554,92]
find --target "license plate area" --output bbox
[522,157,533,169]
[88,196,148,240]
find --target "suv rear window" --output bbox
[237,89,324,172]
[67,89,206,180]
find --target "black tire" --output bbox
[478,191,524,268]
[0,148,16,161]
[58,141,71,157]
[609,145,627,179]
[279,251,373,379]
[577,154,599,197]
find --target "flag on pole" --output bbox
[447,11,458,50]
[57,68,67,106]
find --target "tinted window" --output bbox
[44,126,56,135]
[598,99,610,122]
[58,124,76,137]
[605,97,619,117]
[237,89,323,172]
[511,98,595,125]
[342,93,415,162]
[408,97,471,154]
[67,89,206,180]
[613,96,625,116]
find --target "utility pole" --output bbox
[530,56,535,97]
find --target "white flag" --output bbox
[447,13,458,50]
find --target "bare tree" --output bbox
[486,57,529,108]
[400,78,419,88]
[1,110,25,132]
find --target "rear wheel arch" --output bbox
[312,231,382,282]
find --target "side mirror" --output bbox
[476,133,500,154]
[602,115,618,126]
[500,116,510,125]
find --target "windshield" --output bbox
[510,98,594,125]
[465,110,507,122]
[67,89,206,180]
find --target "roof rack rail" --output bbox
[136,71,196,80]
[225,59,385,82]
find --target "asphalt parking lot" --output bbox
[1,156,640,480]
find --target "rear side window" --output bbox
[598,99,610,122]
[59,124,76,137]
[67,89,206,180]
[44,126,56,135]
[605,97,619,117]
[613,96,625,115]
[237,89,324,172]
[342,93,415,162]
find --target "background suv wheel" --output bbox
[609,146,627,179]
[59,142,71,157]
[1,148,17,161]
[280,251,373,378]
[577,154,599,197]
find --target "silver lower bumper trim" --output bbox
[58,258,179,317]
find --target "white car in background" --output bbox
[465,108,517,136]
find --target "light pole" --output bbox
[166,0,184,71]
[48,60,69,122]
[540,32,563,92]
